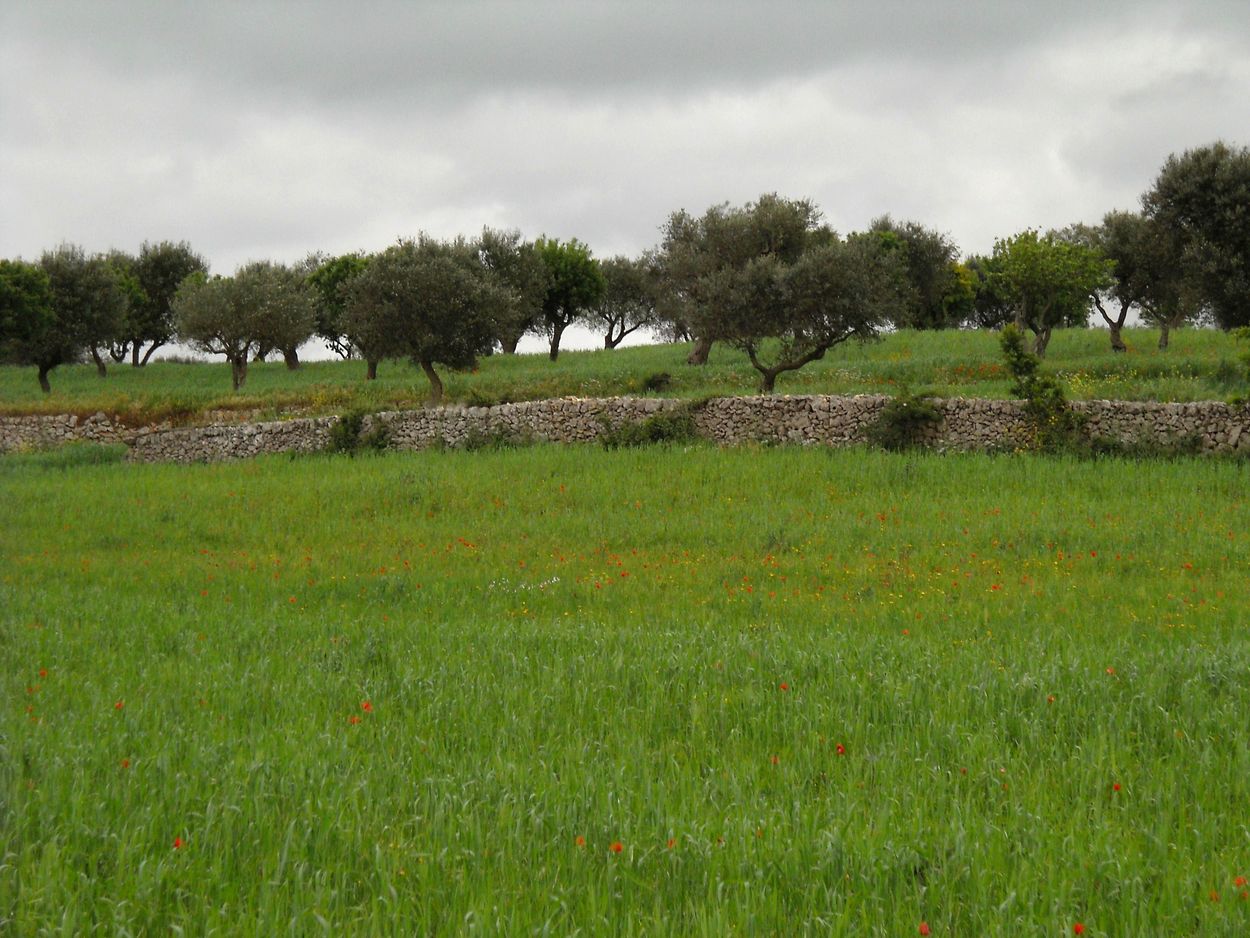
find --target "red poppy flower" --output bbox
[114,700,124,710]
[919,924,931,936]
[770,754,779,765]
[1073,925,1084,936]
[120,758,130,769]
[666,838,676,849]
[1235,876,1247,887]
[173,836,184,849]
[835,743,846,756]
[361,700,373,713]
[1112,783,1121,792]
[610,841,623,854]
[348,715,361,725]
[38,668,47,678]
[575,835,586,848]
[778,682,789,692]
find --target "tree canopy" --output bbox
[174,261,317,390]
[477,228,550,355]
[656,193,827,365]
[308,252,371,360]
[534,237,605,361]
[0,258,61,392]
[991,230,1113,356]
[40,244,128,379]
[126,241,208,366]
[869,216,972,329]
[1142,141,1250,330]
[588,254,659,349]
[341,237,511,402]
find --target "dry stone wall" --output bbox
[2,396,1247,462]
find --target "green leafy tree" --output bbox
[174,261,317,390]
[308,252,371,361]
[655,194,827,364]
[341,237,510,402]
[101,250,147,364]
[0,258,63,392]
[126,241,207,366]
[477,228,550,354]
[1136,227,1198,350]
[535,237,605,361]
[991,230,1113,357]
[869,216,968,329]
[1142,141,1250,330]
[40,244,128,378]
[589,254,659,349]
[963,255,1015,329]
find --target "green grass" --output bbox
[1,327,1245,425]
[2,444,1248,934]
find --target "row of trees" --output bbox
[2,141,1246,396]
[0,242,206,391]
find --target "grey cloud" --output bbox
[2,0,1248,277]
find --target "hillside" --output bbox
[0,327,1244,427]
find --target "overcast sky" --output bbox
[3,1,1248,326]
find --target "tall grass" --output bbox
[2,445,1247,933]
[0,327,1243,424]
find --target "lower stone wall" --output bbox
[2,395,1247,462]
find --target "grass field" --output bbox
[2,443,1248,934]
[0,327,1245,426]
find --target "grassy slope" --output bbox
[2,444,1248,933]
[0,327,1244,425]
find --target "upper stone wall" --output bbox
[1,395,1246,462]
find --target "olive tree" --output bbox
[174,261,317,390]
[588,254,659,349]
[307,252,371,361]
[341,237,510,403]
[656,194,825,364]
[869,216,972,330]
[477,228,549,354]
[0,258,63,392]
[708,231,907,392]
[115,241,207,366]
[1142,141,1250,330]
[39,244,128,378]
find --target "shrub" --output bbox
[327,410,390,455]
[1000,325,1085,451]
[600,409,700,449]
[867,388,942,451]
[642,371,673,393]
[459,427,537,451]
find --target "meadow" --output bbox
[2,443,1248,934]
[0,326,1245,426]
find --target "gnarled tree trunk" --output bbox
[230,356,248,391]
[686,335,713,365]
[37,364,52,394]
[1032,327,1053,358]
[419,359,444,406]
[548,323,566,361]
[90,346,108,377]
[283,346,300,370]
[365,359,378,380]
